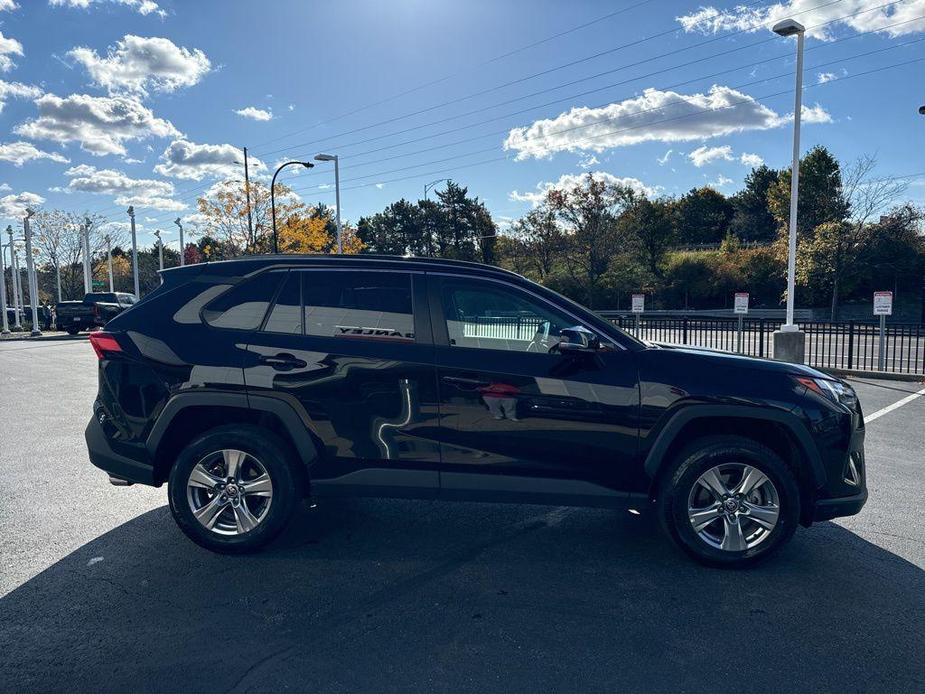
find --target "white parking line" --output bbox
[865,387,925,423]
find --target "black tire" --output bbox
[167,424,300,554]
[65,326,80,335]
[657,435,801,568]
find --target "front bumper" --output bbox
[85,412,158,486]
[813,486,868,522]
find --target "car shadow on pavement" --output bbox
[2,498,923,693]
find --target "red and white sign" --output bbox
[873,291,893,316]
[631,294,645,313]
[734,292,749,314]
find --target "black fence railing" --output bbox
[603,314,925,375]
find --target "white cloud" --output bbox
[61,164,185,210]
[0,31,23,72]
[68,35,210,96]
[49,0,165,17]
[375,183,385,189]
[817,72,837,84]
[0,191,45,219]
[510,171,658,206]
[657,149,673,165]
[0,1,19,11]
[234,106,273,121]
[689,144,734,167]
[740,152,764,167]
[155,139,266,181]
[0,79,42,112]
[14,93,180,156]
[0,183,11,191]
[676,0,925,41]
[798,103,833,124]
[578,154,600,169]
[0,141,70,166]
[503,86,830,159]
[288,104,295,111]
[709,175,734,188]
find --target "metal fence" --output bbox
[603,314,925,375]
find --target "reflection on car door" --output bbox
[429,274,640,503]
[243,268,441,497]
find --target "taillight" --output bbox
[89,332,122,360]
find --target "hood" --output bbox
[649,343,833,380]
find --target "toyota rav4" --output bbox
[85,255,867,567]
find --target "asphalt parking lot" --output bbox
[1,337,923,693]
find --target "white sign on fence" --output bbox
[631,294,645,313]
[873,291,893,316]
[734,292,749,314]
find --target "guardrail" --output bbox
[603,315,925,375]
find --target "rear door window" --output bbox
[302,270,414,341]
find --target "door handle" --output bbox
[258,353,307,371]
[441,375,490,388]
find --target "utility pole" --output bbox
[154,230,164,271]
[314,154,342,253]
[23,208,41,336]
[127,206,139,298]
[243,147,254,252]
[0,238,9,335]
[174,218,184,266]
[105,234,114,291]
[8,227,22,330]
[82,219,92,294]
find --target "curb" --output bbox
[824,368,924,383]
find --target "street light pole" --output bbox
[105,234,114,291]
[82,219,92,295]
[424,178,449,200]
[8,226,21,330]
[270,160,314,254]
[154,230,164,271]
[771,18,806,363]
[243,147,254,251]
[174,218,184,266]
[314,154,343,253]
[127,206,139,298]
[23,208,41,336]
[0,238,9,335]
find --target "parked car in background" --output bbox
[56,292,137,334]
[85,255,866,567]
[5,305,53,331]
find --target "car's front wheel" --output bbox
[168,425,300,553]
[658,435,800,568]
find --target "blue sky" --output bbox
[1,0,924,247]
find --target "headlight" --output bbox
[795,376,858,410]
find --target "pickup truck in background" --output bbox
[55,292,137,334]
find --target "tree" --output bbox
[768,145,849,240]
[434,181,496,263]
[357,199,425,255]
[546,174,635,307]
[509,206,564,279]
[673,187,734,244]
[728,165,780,242]
[622,197,676,281]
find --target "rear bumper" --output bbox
[812,486,868,522]
[85,413,158,486]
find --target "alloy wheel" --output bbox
[687,462,780,552]
[186,449,274,536]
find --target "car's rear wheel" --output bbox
[168,425,300,553]
[658,435,800,568]
[65,326,80,335]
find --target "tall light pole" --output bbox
[771,18,806,364]
[127,206,139,298]
[7,226,21,330]
[23,208,41,336]
[174,218,184,266]
[270,160,314,254]
[0,237,9,335]
[424,178,449,200]
[243,147,254,251]
[105,234,114,291]
[154,230,164,271]
[314,154,343,254]
[82,218,92,295]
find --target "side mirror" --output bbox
[556,326,600,353]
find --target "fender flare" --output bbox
[146,391,319,472]
[642,404,826,488]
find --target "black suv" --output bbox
[85,255,866,567]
